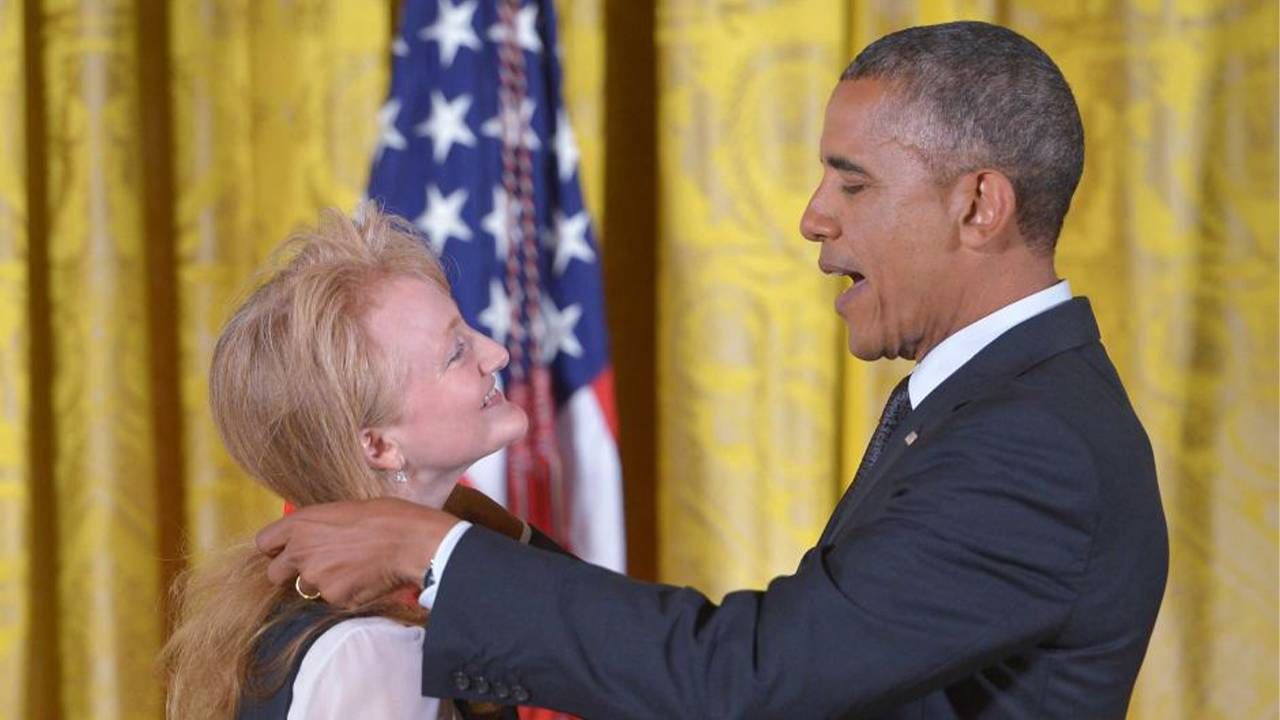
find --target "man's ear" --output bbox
[360,428,404,471]
[954,169,1018,253]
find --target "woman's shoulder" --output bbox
[302,615,425,664]
[294,615,425,687]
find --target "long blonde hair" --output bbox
[162,205,449,718]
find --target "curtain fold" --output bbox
[170,0,389,556]
[554,0,603,230]
[3,1,390,716]
[39,1,160,717]
[655,0,848,598]
[0,0,30,716]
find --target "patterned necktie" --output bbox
[853,376,913,486]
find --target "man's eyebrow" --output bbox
[824,154,872,177]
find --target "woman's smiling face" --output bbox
[362,277,528,497]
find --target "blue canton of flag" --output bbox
[366,0,625,583]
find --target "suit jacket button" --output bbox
[451,671,470,691]
[512,685,530,703]
[493,682,509,699]
[472,676,490,694]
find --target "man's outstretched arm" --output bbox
[257,406,1094,719]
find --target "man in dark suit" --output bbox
[257,21,1167,718]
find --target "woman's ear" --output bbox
[360,428,404,471]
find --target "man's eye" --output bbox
[841,184,865,196]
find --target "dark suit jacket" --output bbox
[420,298,1168,719]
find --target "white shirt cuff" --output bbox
[415,520,535,610]
[417,520,472,610]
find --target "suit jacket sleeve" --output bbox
[526,524,570,556]
[420,399,1098,719]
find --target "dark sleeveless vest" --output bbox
[236,604,337,719]
[235,604,517,719]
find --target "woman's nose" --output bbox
[477,332,509,375]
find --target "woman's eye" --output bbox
[448,342,465,364]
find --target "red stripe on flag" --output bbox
[589,366,619,441]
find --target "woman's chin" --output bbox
[484,414,530,453]
[501,406,531,439]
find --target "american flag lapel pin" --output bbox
[904,430,918,446]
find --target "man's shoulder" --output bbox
[947,338,1139,440]
[918,340,1158,519]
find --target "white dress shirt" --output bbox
[289,616,460,719]
[420,281,1074,611]
[908,281,1072,409]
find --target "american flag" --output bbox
[367,0,624,624]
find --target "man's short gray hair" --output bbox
[842,21,1084,251]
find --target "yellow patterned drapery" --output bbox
[1,1,390,717]
[0,1,1275,719]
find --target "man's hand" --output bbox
[444,484,525,541]
[255,497,460,607]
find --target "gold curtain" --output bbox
[654,2,1278,719]
[1,1,390,716]
[1,1,1275,718]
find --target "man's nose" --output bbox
[800,192,837,243]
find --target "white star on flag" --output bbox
[480,185,514,260]
[415,186,472,255]
[418,0,481,67]
[477,279,513,345]
[486,4,542,54]
[391,36,410,57]
[544,210,594,275]
[415,91,476,163]
[373,99,407,163]
[554,109,580,183]
[536,296,583,363]
[482,97,540,150]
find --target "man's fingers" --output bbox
[256,516,293,557]
[253,498,439,606]
[285,500,365,524]
[329,581,360,608]
[257,502,366,559]
[266,550,300,587]
[346,579,395,609]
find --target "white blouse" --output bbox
[288,616,460,719]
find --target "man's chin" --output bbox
[846,336,887,362]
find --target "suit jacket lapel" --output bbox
[819,298,1104,546]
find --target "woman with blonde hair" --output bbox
[162,205,531,718]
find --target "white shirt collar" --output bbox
[907,281,1073,409]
